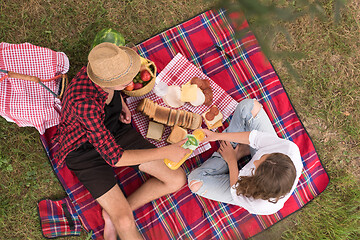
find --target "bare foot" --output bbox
[235,144,250,160]
[102,209,118,240]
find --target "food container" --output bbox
[164,129,205,170]
[123,57,157,97]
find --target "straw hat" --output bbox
[87,42,141,87]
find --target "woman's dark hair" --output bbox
[234,153,296,203]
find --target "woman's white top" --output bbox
[229,130,303,215]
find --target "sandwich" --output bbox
[202,105,223,129]
[167,125,188,144]
[146,121,165,141]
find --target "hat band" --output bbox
[97,54,133,83]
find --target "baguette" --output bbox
[136,98,146,113]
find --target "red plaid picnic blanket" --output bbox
[0,42,69,134]
[38,9,329,239]
[38,198,82,238]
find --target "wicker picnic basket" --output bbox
[122,57,157,97]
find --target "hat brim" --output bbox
[87,46,141,87]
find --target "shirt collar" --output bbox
[85,67,109,101]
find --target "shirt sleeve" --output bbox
[249,130,285,149]
[75,98,124,166]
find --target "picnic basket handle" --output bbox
[58,74,68,100]
[6,71,66,99]
[7,71,40,83]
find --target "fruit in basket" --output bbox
[124,82,134,91]
[140,70,151,82]
[134,82,143,90]
[127,69,152,91]
[91,28,125,49]
[123,57,156,95]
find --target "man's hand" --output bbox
[163,139,191,163]
[119,100,131,124]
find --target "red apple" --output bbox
[133,82,143,90]
[140,70,151,82]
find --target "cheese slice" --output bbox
[181,84,198,102]
[190,88,205,106]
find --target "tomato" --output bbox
[124,81,134,91]
[133,82,143,90]
[140,70,152,82]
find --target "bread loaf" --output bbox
[137,98,202,129]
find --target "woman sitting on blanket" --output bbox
[188,99,303,215]
[54,42,190,240]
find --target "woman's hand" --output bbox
[163,139,191,163]
[218,140,239,186]
[119,98,131,124]
[200,129,219,143]
[218,140,238,165]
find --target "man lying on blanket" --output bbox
[53,42,190,240]
[188,99,303,215]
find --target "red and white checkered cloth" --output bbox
[0,42,69,134]
[127,53,238,157]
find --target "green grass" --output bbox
[251,0,360,239]
[282,171,360,240]
[0,0,359,239]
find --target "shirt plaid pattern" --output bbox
[53,66,124,167]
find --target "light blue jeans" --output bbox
[187,99,276,205]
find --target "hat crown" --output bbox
[88,42,132,82]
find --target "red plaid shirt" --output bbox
[53,66,124,168]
